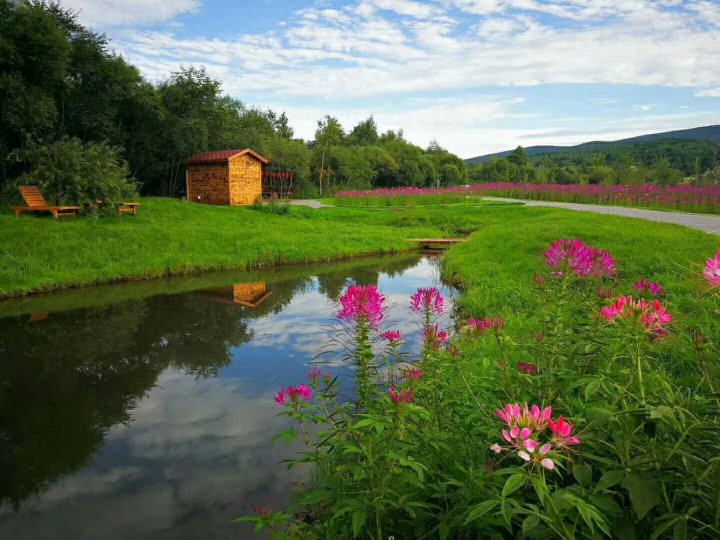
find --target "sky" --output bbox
[60,0,720,158]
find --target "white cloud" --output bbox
[61,0,199,26]
[77,0,720,155]
[695,87,720,98]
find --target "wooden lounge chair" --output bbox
[11,186,80,219]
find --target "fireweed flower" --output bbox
[410,287,444,316]
[517,362,538,375]
[338,284,386,330]
[600,295,672,335]
[544,239,615,278]
[388,385,412,404]
[423,324,448,349]
[633,279,663,296]
[380,330,402,343]
[704,252,720,288]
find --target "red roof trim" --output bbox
[186,148,270,166]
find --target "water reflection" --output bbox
[0,254,456,539]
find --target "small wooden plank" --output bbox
[408,238,465,249]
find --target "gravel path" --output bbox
[483,197,720,236]
[289,199,332,209]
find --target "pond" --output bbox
[0,253,457,539]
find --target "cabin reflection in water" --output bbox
[197,282,272,308]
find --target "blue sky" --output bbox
[63,0,720,157]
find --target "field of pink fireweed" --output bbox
[336,183,720,214]
[240,243,720,539]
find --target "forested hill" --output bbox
[465,125,720,164]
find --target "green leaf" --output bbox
[585,378,603,399]
[522,515,542,536]
[271,428,297,444]
[502,472,527,497]
[623,473,661,519]
[351,508,367,538]
[595,470,625,493]
[463,500,498,526]
[573,464,593,486]
[673,518,688,540]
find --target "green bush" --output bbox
[12,138,137,211]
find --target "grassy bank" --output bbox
[1,197,717,299]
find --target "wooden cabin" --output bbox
[185,149,270,206]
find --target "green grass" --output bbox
[0,197,717,301]
[441,205,719,328]
[0,198,484,297]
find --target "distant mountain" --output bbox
[464,125,720,164]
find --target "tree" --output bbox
[14,138,136,209]
[347,116,379,145]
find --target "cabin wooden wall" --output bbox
[228,154,262,205]
[186,164,229,205]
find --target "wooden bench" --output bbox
[96,200,141,215]
[408,238,465,250]
[11,186,80,219]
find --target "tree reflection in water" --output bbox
[0,253,454,538]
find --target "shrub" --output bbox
[11,138,137,211]
[240,242,720,539]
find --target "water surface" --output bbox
[0,254,456,539]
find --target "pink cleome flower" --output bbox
[423,324,448,349]
[307,367,322,380]
[403,368,423,381]
[544,239,615,278]
[410,287,444,316]
[517,362,538,375]
[338,284,386,330]
[600,295,672,335]
[547,416,581,447]
[496,403,552,430]
[274,383,313,405]
[467,317,505,332]
[251,503,272,517]
[704,252,720,288]
[633,279,663,296]
[388,385,413,404]
[380,330,402,343]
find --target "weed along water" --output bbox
[0,254,457,539]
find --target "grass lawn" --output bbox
[0,197,717,299]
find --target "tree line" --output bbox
[0,0,466,201]
[468,141,720,186]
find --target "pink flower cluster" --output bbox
[544,239,615,278]
[600,295,672,335]
[491,403,581,471]
[388,385,413,404]
[467,317,505,332]
[704,252,720,288]
[403,368,422,381]
[380,330,402,343]
[633,279,663,296]
[336,184,720,212]
[517,362,537,375]
[307,367,333,386]
[338,284,386,330]
[423,324,448,349]
[274,384,312,405]
[410,287,444,315]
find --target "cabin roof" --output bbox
[185,148,270,166]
